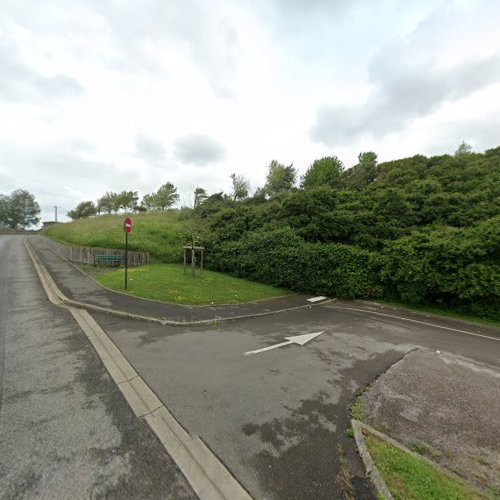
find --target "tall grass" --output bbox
[42,210,190,262]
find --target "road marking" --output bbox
[329,306,500,342]
[244,331,324,355]
[307,296,327,303]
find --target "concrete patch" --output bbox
[361,348,500,495]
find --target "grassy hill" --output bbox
[42,210,189,262]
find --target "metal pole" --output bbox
[125,231,128,290]
[191,244,195,278]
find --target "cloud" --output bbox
[85,0,240,97]
[0,42,83,102]
[310,54,500,146]
[174,134,225,165]
[135,135,166,165]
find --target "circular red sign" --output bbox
[124,217,132,234]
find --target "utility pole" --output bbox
[54,206,58,223]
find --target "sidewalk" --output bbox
[29,236,328,324]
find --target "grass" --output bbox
[42,211,188,262]
[351,395,365,420]
[92,262,289,305]
[364,431,485,500]
[375,299,500,328]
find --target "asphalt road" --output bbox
[3,234,499,499]
[0,236,196,499]
[93,301,499,499]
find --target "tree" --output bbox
[97,192,114,214]
[154,182,179,209]
[230,173,250,201]
[455,141,472,156]
[143,182,180,210]
[116,190,139,212]
[342,152,378,190]
[301,156,343,189]
[264,160,297,197]
[194,187,208,208]
[0,195,7,226]
[0,189,40,229]
[141,193,155,211]
[67,201,96,220]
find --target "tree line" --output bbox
[67,182,181,219]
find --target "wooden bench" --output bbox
[94,255,123,266]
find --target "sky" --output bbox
[1,0,499,223]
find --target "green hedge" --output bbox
[206,227,384,299]
[382,216,500,319]
[205,220,499,319]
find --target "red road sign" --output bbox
[124,217,132,234]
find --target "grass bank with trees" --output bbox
[44,144,499,320]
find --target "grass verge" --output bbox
[364,431,485,499]
[92,263,289,305]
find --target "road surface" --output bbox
[2,234,499,499]
[94,298,499,499]
[0,236,196,499]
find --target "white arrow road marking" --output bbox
[244,331,324,356]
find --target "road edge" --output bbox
[351,419,393,500]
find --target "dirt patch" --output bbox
[360,348,500,496]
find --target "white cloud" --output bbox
[0,0,498,224]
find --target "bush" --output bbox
[206,227,384,299]
[382,216,500,318]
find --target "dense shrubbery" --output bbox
[200,147,500,319]
[207,227,384,298]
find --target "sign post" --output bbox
[124,217,132,290]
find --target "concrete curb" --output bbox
[26,240,253,500]
[26,239,334,326]
[351,420,393,500]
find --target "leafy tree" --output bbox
[264,160,297,197]
[342,152,378,190]
[301,156,343,189]
[0,189,41,229]
[155,182,179,209]
[144,182,179,210]
[117,190,139,212]
[0,195,7,226]
[230,173,250,201]
[455,141,472,156]
[195,192,230,218]
[141,193,154,211]
[67,201,97,220]
[194,187,208,208]
[97,192,115,214]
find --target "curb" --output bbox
[26,240,253,500]
[26,239,334,326]
[351,419,486,499]
[351,420,393,500]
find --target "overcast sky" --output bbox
[1,0,499,223]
